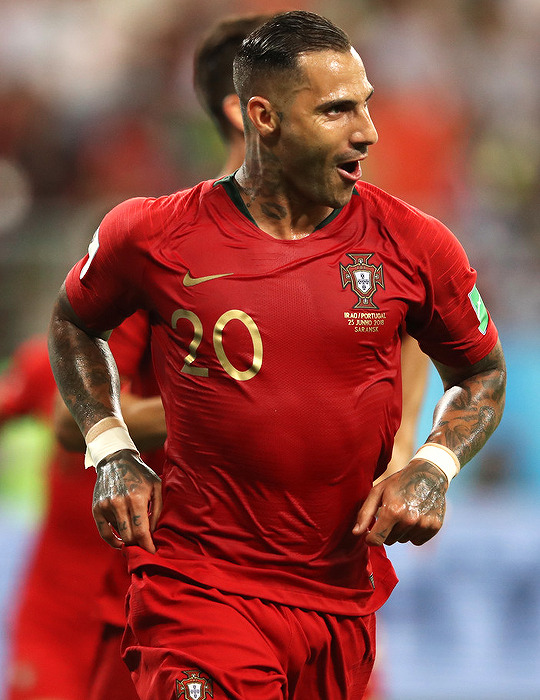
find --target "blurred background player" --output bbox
[0,336,111,700]
[0,337,164,700]
[0,328,165,700]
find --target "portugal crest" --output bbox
[176,670,214,699]
[340,253,385,309]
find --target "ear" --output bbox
[245,96,280,137]
[222,94,244,134]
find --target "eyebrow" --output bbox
[317,88,374,113]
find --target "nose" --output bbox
[351,107,378,148]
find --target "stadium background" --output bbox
[0,1,538,698]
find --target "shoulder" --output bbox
[354,181,442,231]
[99,180,218,241]
[353,181,462,255]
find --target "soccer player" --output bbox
[48,11,506,700]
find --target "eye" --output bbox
[326,102,350,116]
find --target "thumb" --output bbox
[353,487,382,536]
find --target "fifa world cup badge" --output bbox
[176,670,214,699]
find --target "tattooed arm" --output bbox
[354,339,506,546]
[48,285,162,552]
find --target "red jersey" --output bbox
[65,176,498,615]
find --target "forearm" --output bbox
[120,394,166,451]
[357,340,505,547]
[48,295,122,437]
[427,340,506,468]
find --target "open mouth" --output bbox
[337,159,362,180]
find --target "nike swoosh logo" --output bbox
[183,271,234,287]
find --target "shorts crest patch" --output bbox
[176,670,214,699]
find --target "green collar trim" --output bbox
[214,173,257,225]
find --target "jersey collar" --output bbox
[214,172,343,232]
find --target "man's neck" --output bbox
[234,165,333,240]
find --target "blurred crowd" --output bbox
[0,0,539,357]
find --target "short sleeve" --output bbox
[407,216,498,367]
[65,197,151,333]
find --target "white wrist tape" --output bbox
[413,442,460,484]
[84,417,139,469]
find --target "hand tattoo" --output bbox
[394,463,447,523]
[92,450,160,510]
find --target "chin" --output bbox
[301,178,355,210]
[326,187,355,210]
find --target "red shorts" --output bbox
[123,569,376,700]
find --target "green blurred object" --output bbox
[0,417,53,526]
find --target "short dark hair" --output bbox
[233,11,351,106]
[193,14,272,139]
